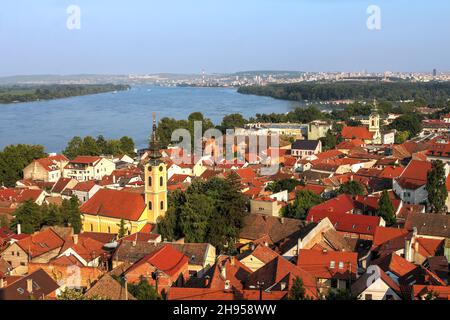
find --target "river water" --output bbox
[0,86,299,152]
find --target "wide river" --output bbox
[0,86,299,153]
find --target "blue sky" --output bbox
[0,0,449,75]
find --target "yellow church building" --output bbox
[80,114,167,235]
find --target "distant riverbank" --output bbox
[0,84,130,104]
[0,86,295,152]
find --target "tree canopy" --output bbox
[0,144,47,187]
[10,196,82,234]
[63,135,135,159]
[338,180,365,196]
[426,160,448,213]
[158,175,248,253]
[282,190,322,220]
[377,190,396,225]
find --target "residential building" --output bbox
[63,156,115,181]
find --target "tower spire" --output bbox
[149,112,162,165]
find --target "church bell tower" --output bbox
[369,99,382,144]
[145,113,167,224]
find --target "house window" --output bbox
[108,226,111,233]
[365,294,373,300]
[11,252,14,256]
[160,176,163,187]
[20,262,26,266]
[385,294,394,300]
[17,252,20,257]
[148,177,152,187]
[160,201,164,210]
[330,261,335,269]
[331,279,338,288]
[338,262,344,269]
[90,224,94,232]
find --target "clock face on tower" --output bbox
[159,166,163,172]
[148,166,152,172]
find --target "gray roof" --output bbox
[291,139,320,151]
[405,213,450,238]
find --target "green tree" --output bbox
[0,144,47,187]
[338,180,365,196]
[388,114,422,137]
[128,278,161,300]
[42,204,64,226]
[10,200,43,234]
[61,196,82,233]
[96,135,108,154]
[426,160,448,213]
[81,136,101,156]
[117,219,128,238]
[325,289,357,300]
[119,136,136,156]
[265,178,303,193]
[63,136,83,159]
[219,113,247,132]
[180,193,214,243]
[282,190,322,220]
[289,277,306,300]
[394,131,410,144]
[378,190,396,225]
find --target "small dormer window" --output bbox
[338,262,344,269]
[330,261,335,268]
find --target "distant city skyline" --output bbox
[1,0,449,76]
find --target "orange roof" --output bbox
[341,126,374,140]
[69,156,102,165]
[126,244,188,277]
[16,229,65,258]
[396,160,432,190]
[372,226,409,248]
[72,180,97,192]
[167,288,287,300]
[0,188,44,204]
[372,253,417,277]
[412,285,450,299]
[416,237,444,257]
[297,249,358,280]
[379,166,404,179]
[34,154,68,171]
[80,189,145,221]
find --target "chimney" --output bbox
[220,264,227,281]
[73,234,78,245]
[204,275,211,287]
[17,224,21,235]
[27,279,33,294]
[404,238,412,262]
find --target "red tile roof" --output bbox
[16,229,65,258]
[396,160,432,189]
[126,244,188,277]
[379,166,405,179]
[72,180,97,192]
[51,178,74,194]
[0,188,44,204]
[372,226,409,248]
[80,189,145,221]
[412,285,450,300]
[416,237,444,257]
[341,126,374,140]
[307,210,382,236]
[308,194,355,216]
[371,253,417,278]
[167,287,287,300]
[69,156,102,165]
[297,249,358,280]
